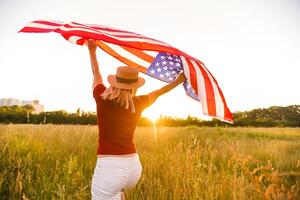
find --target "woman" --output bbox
[88,39,186,200]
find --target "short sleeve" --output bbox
[136,95,151,111]
[93,84,106,100]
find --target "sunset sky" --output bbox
[0,0,299,120]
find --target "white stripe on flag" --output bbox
[26,22,61,30]
[191,60,208,115]
[180,56,191,84]
[103,42,152,68]
[65,36,157,66]
[181,57,208,114]
[68,36,83,44]
[143,51,158,58]
[58,26,168,46]
[69,23,143,37]
[199,62,225,119]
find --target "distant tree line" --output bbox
[142,105,300,127]
[232,105,300,127]
[0,105,299,127]
[0,106,96,125]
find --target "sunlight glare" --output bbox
[142,103,161,122]
[146,112,160,122]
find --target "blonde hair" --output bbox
[101,86,136,113]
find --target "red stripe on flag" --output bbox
[64,23,166,46]
[32,20,63,27]
[63,24,141,39]
[186,59,198,96]
[18,27,54,33]
[72,22,139,35]
[19,21,63,33]
[202,64,233,121]
[61,33,85,45]
[63,23,170,46]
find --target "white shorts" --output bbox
[91,153,142,200]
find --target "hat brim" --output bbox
[108,75,145,89]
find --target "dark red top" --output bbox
[93,84,151,155]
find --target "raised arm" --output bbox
[88,39,103,90]
[147,73,186,105]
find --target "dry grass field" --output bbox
[0,125,299,199]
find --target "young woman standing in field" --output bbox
[88,39,186,200]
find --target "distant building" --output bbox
[0,98,44,114]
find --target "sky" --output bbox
[0,0,299,120]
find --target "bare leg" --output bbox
[121,192,125,200]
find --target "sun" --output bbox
[142,105,161,122]
[143,111,160,122]
[142,107,159,141]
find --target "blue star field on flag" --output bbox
[146,52,199,101]
[146,52,182,82]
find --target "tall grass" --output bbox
[0,125,299,199]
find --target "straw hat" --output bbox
[108,66,145,89]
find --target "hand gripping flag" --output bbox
[19,20,233,123]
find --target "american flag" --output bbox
[19,20,233,123]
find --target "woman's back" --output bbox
[93,84,150,155]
